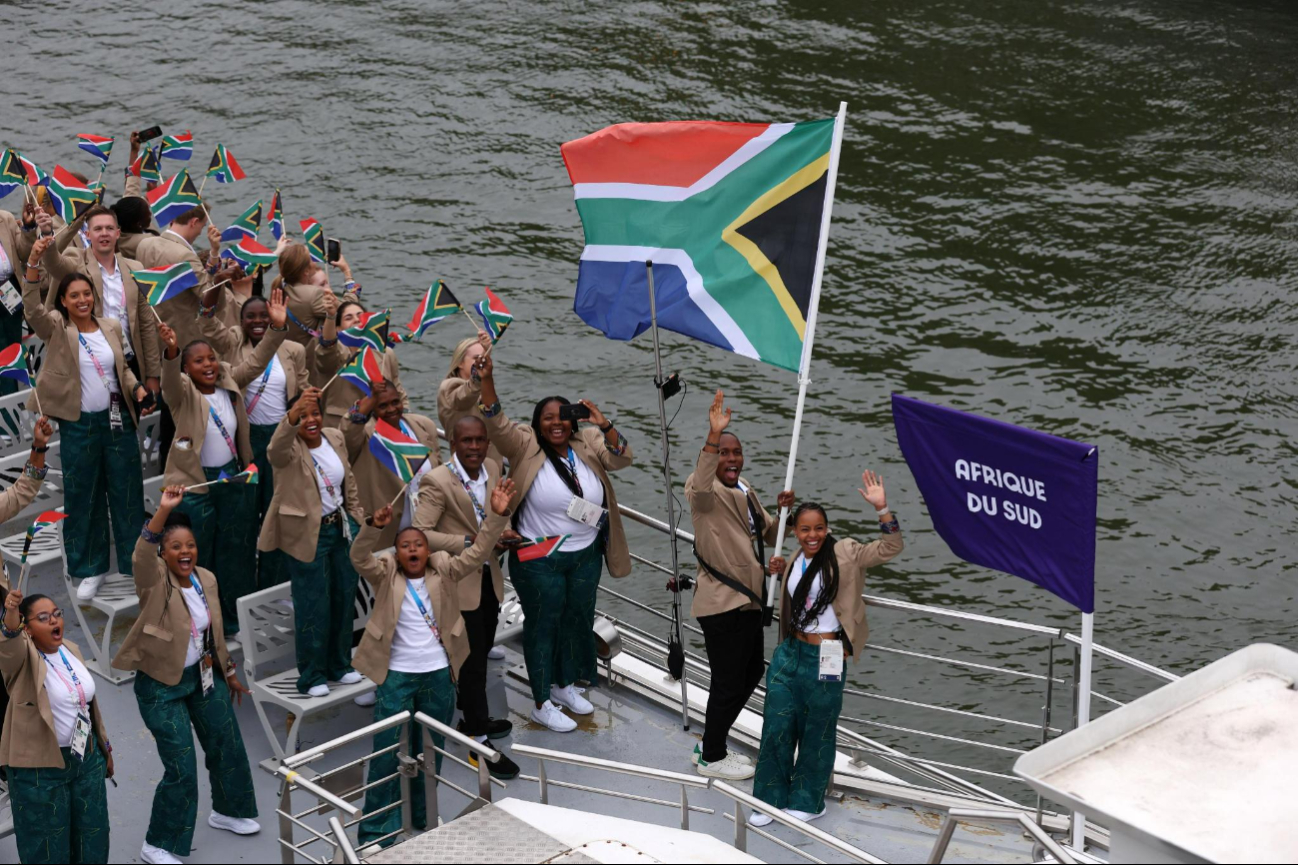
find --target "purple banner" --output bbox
[891,394,1098,613]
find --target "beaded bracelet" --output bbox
[880,518,900,535]
[140,522,164,544]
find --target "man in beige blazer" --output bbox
[683,389,792,780]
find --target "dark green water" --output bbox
[9,0,1296,786]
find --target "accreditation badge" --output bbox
[0,282,22,314]
[818,639,844,682]
[108,392,123,432]
[565,496,607,529]
[200,654,215,696]
[71,710,92,760]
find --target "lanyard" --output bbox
[405,582,441,641]
[77,332,117,394]
[42,648,88,713]
[797,556,815,611]
[207,398,240,460]
[186,574,212,654]
[285,307,322,339]
[564,447,585,498]
[244,355,276,416]
[310,452,339,508]
[447,460,487,524]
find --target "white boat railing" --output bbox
[927,807,1078,864]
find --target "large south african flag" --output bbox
[560,114,842,373]
[147,170,202,228]
[369,419,430,484]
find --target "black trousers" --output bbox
[457,565,501,736]
[699,606,766,763]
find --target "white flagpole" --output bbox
[1070,610,1095,850]
[765,101,848,612]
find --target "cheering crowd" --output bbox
[0,128,904,863]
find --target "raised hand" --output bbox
[160,485,185,510]
[708,389,731,436]
[321,289,338,317]
[776,489,795,510]
[29,234,53,262]
[371,505,394,528]
[767,556,786,576]
[578,399,607,428]
[858,470,887,511]
[490,478,516,516]
[34,208,53,237]
[1,588,20,632]
[158,322,178,352]
[32,416,53,450]
[205,224,221,254]
[267,286,288,329]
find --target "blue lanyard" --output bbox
[186,574,212,651]
[565,447,584,498]
[285,307,322,339]
[244,356,276,415]
[405,582,441,640]
[207,397,239,459]
[448,461,486,523]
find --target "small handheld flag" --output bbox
[44,166,98,223]
[146,170,202,229]
[408,281,462,339]
[17,153,49,187]
[77,134,114,164]
[300,218,325,263]
[0,150,26,199]
[133,263,200,306]
[517,535,570,562]
[159,131,193,161]
[475,287,513,343]
[369,419,430,485]
[336,346,385,396]
[229,237,277,271]
[21,511,68,564]
[206,144,246,184]
[217,464,259,485]
[129,147,162,183]
[268,189,284,240]
[338,310,391,354]
[0,344,32,388]
[220,199,263,242]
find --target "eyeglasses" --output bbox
[27,609,64,625]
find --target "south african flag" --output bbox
[22,511,68,563]
[368,419,430,484]
[133,263,200,306]
[220,198,262,242]
[230,237,277,270]
[206,144,246,184]
[146,170,202,229]
[129,147,162,183]
[561,114,841,373]
[407,280,462,339]
[216,464,259,485]
[159,130,193,161]
[268,188,284,240]
[77,134,114,164]
[0,149,27,199]
[44,166,98,223]
[338,309,390,353]
[338,346,384,396]
[0,344,32,388]
[475,288,513,343]
[300,217,325,262]
[517,535,570,562]
[16,153,48,187]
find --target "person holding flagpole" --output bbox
[22,240,152,601]
[258,386,367,697]
[313,298,405,426]
[195,286,306,590]
[474,352,633,732]
[748,473,904,827]
[437,331,495,453]
[114,486,259,864]
[156,296,286,638]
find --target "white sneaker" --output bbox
[696,752,755,780]
[531,700,577,732]
[76,574,105,600]
[209,811,260,834]
[225,635,241,653]
[336,671,363,685]
[353,691,377,707]
[307,684,330,698]
[692,743,753,766]
[550,684,593,715]
[784,806,826,823]
[141,841,182,863]
[748,810,774,828]
[487,645,506,660]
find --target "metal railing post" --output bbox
[926,815,960,864]
[328,816,361,864]
[679,785,689,831]
[423,735,440,831]
[477,748,492,802]
[537,758,548,804]
[1036,633,1059,826]
[279,778,294,865]
[734,802,747,853]
[399,720,413,837]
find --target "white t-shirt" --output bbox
[245,354,288,426]
[77,329,118,413]
[0,240,12,283]
[180,584,211,667]
[200,390,240,468]
[98,258,132,357]
[310,440,345,516]
[517,447,604,552]
[735,479,755,532]
[41,649,96,748]
[388,577,449,673]
[787,553,841,634]
[398,420,434,530]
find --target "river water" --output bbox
[9,0,1296,790]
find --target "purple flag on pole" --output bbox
[891,393,1098,612]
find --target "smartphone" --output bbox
[326,239,342,263]
[500,536,525,547]
[559,404,591,423]
[137,392,157,413]
[137,125,163,143]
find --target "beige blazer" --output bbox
[282,280,331,348]
[483,401,634,578]
[312,338,405,422]
[197,316,308,416]
[113,536,235,685]
[116,231,156,260]
[40,244,162,378]
[777,531,904,662]
[348,512,508,685]
[0,209,27,289]
[684,449,781,619]
[341,412,443,548]
[134,231,226,351]
[257,419,365,563]
[22,274,141,424]
[0,634,110,769]
[160,329,285,490]
[413,459,505,610]
[0,473,45,552]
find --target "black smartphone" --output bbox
[500,536,525,547]
[559,404,591,423]
[327,239,342,263]
[137,392,157,412]
[137,125,163,143]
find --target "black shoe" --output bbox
[469,749,520,780]
[458,717,514,740]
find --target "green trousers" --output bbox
[249,422,286,590]
[752,638,845,814]
[358,668,455,847]
[8,740,110,864]
[509,541,603,704]
[176,459,257,637]
[0,305,22,396]
[287,520,358,692]
[134,664,257,856]
[61,408,145,579]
